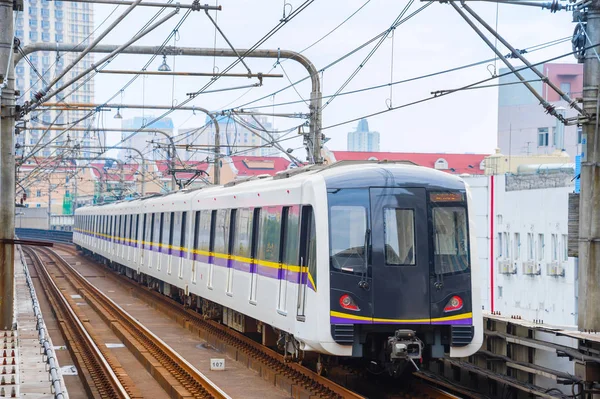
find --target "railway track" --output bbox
[53,243,467,399]
[23,246,134,399]
[23,246,230,399]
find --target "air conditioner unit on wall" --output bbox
[547,262,566,277]
[522,261,541,276]
[498,260,517,275]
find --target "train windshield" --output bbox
[328,189,369,274]
[432,206,469,274]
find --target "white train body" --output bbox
[74,162,483,364]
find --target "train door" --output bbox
[369,187,431,323]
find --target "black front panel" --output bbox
[328,189,373,321]
[370,187,430,322]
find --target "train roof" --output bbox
[75,161,467,214]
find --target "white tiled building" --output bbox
[15,0,96,156]
[465,171,576,326]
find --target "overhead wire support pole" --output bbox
[449,1,568,123]
[459,1,586,116]
[0,0,15,330]
[577,0,600,331]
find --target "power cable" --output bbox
[321,44,598,132]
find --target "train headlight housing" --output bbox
[339,294,360,311]
[443,296,464,312]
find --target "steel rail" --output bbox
[42,247,231,399]
[23,247,132,399]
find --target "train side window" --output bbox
[209,210,217,251]
[112,216,116,239]
[257,206,282,263]
[233,208,253,258]
[172,212,181,251]
[283,206,300,266]
[141,214,146,243]
[193,211,201,250]
[158,213,164,249]
[135,214,140,243]
[198,210,212,252]
[168,212,175,251]
[251,209,260,259]
[148,214,155,247]
[213,209,231,255]
[383,208,416,265]
[129,214,134,241]
[180,211,187,251]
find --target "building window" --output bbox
[562,234,568,261]
[434,158,448,170]
[578,127,583,145]
[41,32,50,42]
[41,20,50,29]
[55,34,63,43]
[538,128,549,147]
[551,234,558,261]
[497,232,503,257]
[41,8,49,17]
[15,30,23,39]
[36,190,41,197]
[29,19,37,27]
[527,233,534,261]
[514,232,520,260]
[537,233,544,261]
[28,6,37,15]
[560,82,571,96]
[55,10,63,18]
[29,31,38,41]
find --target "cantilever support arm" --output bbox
[16,44,323,164]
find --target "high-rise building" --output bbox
[181,114,279,161]
[119,116,174,162]
[497,63,583,160]
[347,118,380,152]
[15,0,96,156]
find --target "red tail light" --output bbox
[339,294,360,311]
[443,296,463,312]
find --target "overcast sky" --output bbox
[90,0,577,158]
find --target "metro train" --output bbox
[74,161,483,374]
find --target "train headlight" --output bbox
[443,296,464,312]
[339,294,360,311]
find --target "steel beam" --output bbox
[16,44,323,164]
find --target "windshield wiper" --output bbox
[359,229,371,290]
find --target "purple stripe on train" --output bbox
[330,316,472,325]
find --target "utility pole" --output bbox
[0,0,15,330]
[577,0,600,331]
[47,179,52,229]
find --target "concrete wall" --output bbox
[465,173,577,326]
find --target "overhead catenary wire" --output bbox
[227,35,571,112]
[321,44,599,132]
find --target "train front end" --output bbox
[324,164,483,374]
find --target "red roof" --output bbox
[230,156,291,177]
[331,151,488,175]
